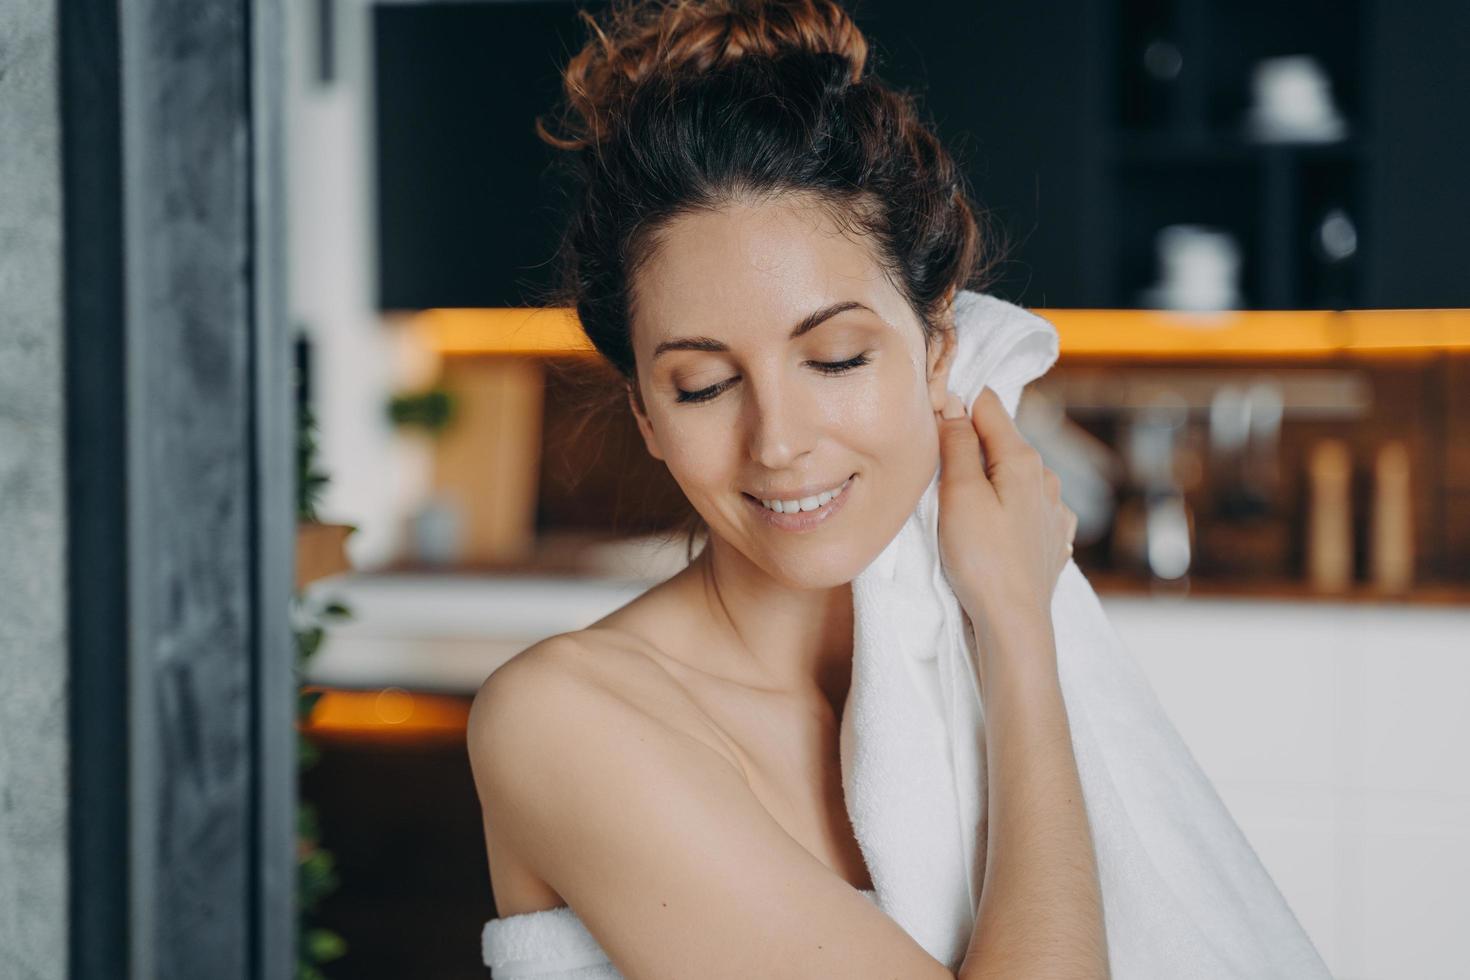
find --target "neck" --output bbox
[679,533,855,715]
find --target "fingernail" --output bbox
[941,392,965,419]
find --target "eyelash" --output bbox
[674,353,873,404]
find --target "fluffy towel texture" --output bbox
[481,902,621,979]
[840,290,1333,977]
[483,892,881,977]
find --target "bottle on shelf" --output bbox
[1369,440,1414,594]
[1305,438,1354,593]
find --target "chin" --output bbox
[749,523,900,591]
[768,556,866,592]
[699,470,928,588]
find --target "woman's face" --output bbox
[627,195,955,590]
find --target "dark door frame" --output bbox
[62,0,295,976]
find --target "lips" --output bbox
[742,473,856,532]
[751,474,855,514]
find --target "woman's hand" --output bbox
[934,387,1077,650]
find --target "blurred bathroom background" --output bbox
[285,2,1469,977]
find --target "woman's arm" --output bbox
[934,387,1108,979]
[957,613,1108,979]
[468,636,959,980]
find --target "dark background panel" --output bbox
[372,0,1470,312]
[304,730,491,980]
[852,0,1108,307]
[374,1,593,310]
[1360,0,1470,308]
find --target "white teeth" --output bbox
[758,476,852,514]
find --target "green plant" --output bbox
[294,398,349,978]
[386,387,456,434]
[298,404,331,523]
[294,595,350,980]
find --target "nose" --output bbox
[745,371,815,470]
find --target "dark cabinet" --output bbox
[371,0,1470,311]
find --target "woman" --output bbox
[467,1,1107,976]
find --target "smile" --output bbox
[742,474,856,532]
[756,475,853,513]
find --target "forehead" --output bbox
[628,196,917,350]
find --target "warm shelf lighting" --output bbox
[403,306,1470,360]
[301,687,470,735]
[401,307,596,356]
[1043,308,1470,358]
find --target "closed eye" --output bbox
[674,353,872,404]
[810,352,872,375]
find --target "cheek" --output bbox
[833,360,938,467]
[647,413,734,491]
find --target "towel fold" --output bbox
[839,291,1333,977]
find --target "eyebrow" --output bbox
[650,300,873,360]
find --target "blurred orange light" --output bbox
[1043,308,1470,359]
[302,687,470,735]
[374,687,415,724]
[405,306,1470,360]
[403,307,596,356]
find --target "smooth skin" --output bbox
[468,194,1107,979]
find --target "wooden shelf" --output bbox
[1086,570,1470,607]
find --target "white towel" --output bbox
[839,291,1333,977]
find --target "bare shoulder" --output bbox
[469,628,671,762]
[466,628,950,979]
[465,627,741,895]
[466,603,747,913]
[466,626,748,874]
[472,628,631,710]
[472,615,744,771]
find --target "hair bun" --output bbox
[540,0,869,150]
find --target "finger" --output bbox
[1044,467,1061,500]
[968,386,1035,466]
[936,393,989,491]
[1062,506,1079,546]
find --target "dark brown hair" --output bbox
[534,0,999,554]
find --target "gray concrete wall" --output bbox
[0,1,69,977]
